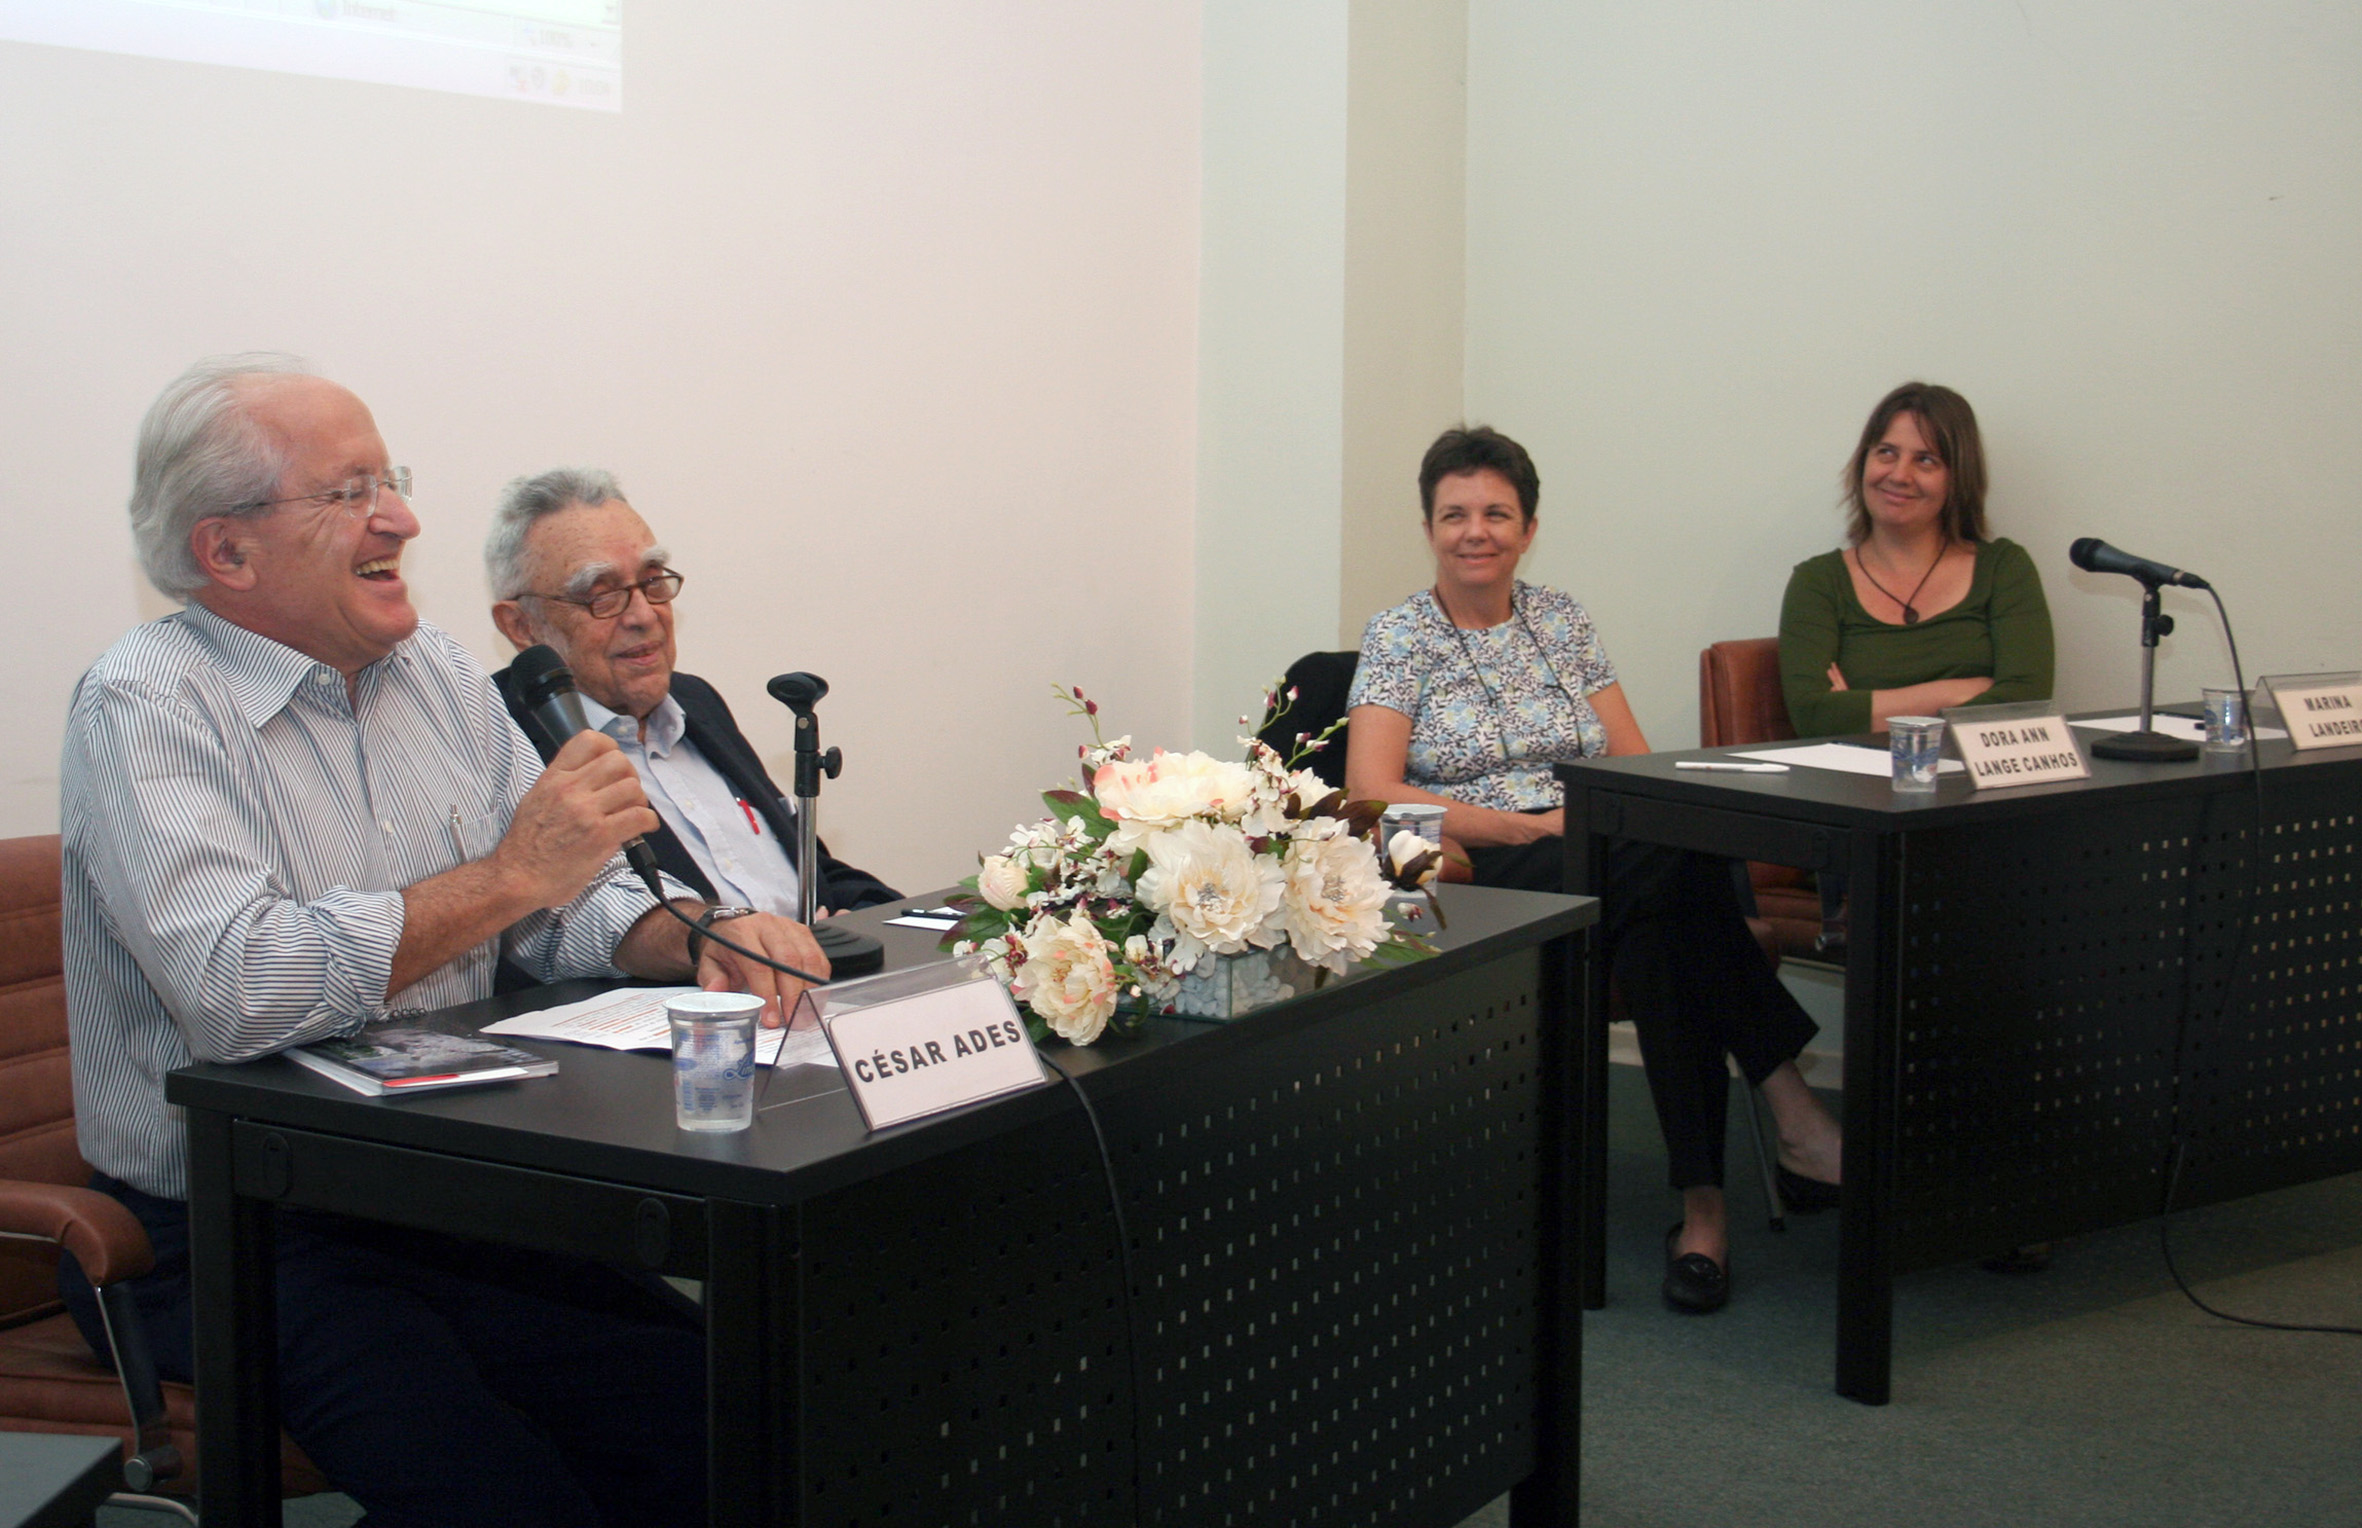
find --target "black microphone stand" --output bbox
[2089,582,2200,762]
[768,672,885,976]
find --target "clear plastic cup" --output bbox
[2202,687,2250,751]
[1378,803,1446,850]
[1889,716,1946,792]
[667,992,762,1132]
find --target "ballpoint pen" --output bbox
[1674,761,1790,773]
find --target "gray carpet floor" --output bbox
[99,1069,2361,1528]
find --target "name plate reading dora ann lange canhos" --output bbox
[1944,704,2090,789]
[2264,672,2362,751]
[796,960,1052,1131]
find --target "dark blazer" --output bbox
[492,665,900,913]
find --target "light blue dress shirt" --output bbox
[582,692,804,918]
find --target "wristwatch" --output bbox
[686,905,758,966]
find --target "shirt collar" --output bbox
[578,689,684,755]
[177,601,416,729]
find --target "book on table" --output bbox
[287,1025,559,1096]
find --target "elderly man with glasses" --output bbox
[486,468,899,934]
[58,355,827,1528]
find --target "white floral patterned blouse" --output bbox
[1346,582,1618,812]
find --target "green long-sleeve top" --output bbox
[1777,537,2055,737]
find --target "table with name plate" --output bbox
[168,884,1595,1527]
[1558,720,2362,1403]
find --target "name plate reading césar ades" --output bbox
[2263,672,2362,751]
[795,960,1051,1131]
[1944,704,2089,789]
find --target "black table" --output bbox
[169,884,1595,1527]
[0,1432,119,1528]
[1559,725,2362,1404]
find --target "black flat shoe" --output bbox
[1775,1164,1842,1215]
[1662,1224,1729,1314]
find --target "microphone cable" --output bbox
[1034,1045,1147,1526]
[630,866,832,989]
[2154,588,2360,1337]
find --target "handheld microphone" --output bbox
[2069,538,2210,590]
[508,644,830,988]
[507,644,666,892]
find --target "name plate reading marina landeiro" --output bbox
[1944,704,2090,789]
[2263,672,2362,751]
[796,960,1051,1131]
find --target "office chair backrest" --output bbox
[0,833,79,1324]
[1254,651,1360,791]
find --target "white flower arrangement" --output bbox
[948,684,1440,1045]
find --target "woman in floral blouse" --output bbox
[1344,425,1842,1315]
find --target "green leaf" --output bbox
[1042,789,1114,835]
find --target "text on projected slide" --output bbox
[0,0,622,111]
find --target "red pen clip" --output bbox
[738,798,763,835]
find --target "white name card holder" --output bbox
[794,958,1052,1131]
[2261,671,2362,751]
[1941,700,2091,789]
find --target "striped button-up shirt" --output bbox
[62,605,674,1201]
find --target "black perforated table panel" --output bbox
[1558,729,2362,1403]
[172,884,1593,1528]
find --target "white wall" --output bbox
[0,3,1203,892]
[1464,1,2362,748]
[1341,0,1468,649]
[1195,0,1347,750]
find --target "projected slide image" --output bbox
[0,0,623,111]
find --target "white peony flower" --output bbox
[1095,749,1260,853]
[1134,819,1285,967]
[977,854,1032,911]
[1010,910,1121,1045]
[1279,832,1390,974]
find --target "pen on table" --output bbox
[1674,761,1790,774]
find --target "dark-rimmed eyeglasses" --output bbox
[235,468,413,518]
[522,569,686,621]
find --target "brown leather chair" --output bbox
[1700,638,1823,960]
[0,833,326,1516]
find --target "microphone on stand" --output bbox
[767,670,886,977]
[2069,538,2210,590]
[2067,539,2203,763]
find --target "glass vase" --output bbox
[1169,945,1317,1021]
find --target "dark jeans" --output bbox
[1470,831,1818,1190]
[59,1174,707,1528]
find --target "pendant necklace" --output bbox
[1853,539,1948,625]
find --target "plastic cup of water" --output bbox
[2202,687,2250,751]
[1379,803,1446,849]
[667,992,762,1132]
[1889,716,1946,792]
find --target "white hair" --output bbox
[484,467,629,600]
[129,353,309,598]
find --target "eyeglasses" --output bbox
[524,568,686,620]
[236,468,414,518]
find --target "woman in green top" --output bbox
[1779,382,2054,737]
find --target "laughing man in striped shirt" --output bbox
[57,355,829,1527]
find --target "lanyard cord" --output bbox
[1430,586,1585,754]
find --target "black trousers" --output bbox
[60,1175,707,1528]
[1470,834,1818,1190]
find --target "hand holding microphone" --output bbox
[507,644,831,994]
[498,729,663,910]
